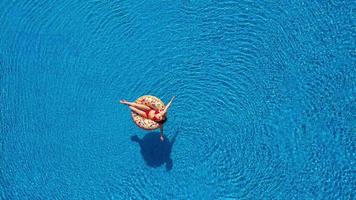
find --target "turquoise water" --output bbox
[0,0,355,199]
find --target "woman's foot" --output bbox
[120,100,129,105]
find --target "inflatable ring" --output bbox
[131,95,166,130]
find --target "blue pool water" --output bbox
[0,0,355,199]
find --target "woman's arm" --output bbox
[160,125,164,141]
[162,96,175,114]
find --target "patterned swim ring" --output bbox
[131,95,166,130]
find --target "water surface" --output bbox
[0,0,355,199]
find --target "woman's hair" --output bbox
[159,115,167,124]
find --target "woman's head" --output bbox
[159,115,167,124]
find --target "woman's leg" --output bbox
[129,106,148,118]
[120,100,151,111]
[131,102,151,111]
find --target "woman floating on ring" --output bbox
[120,96,175,141]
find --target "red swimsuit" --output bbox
[145,110,161,121]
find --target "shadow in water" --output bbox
[131,130,178,171]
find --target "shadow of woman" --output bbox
[131,130,178,171]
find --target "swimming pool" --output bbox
[0,0,354,199]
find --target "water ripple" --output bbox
[1,0,354,198]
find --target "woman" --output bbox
[120,96,175,141]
